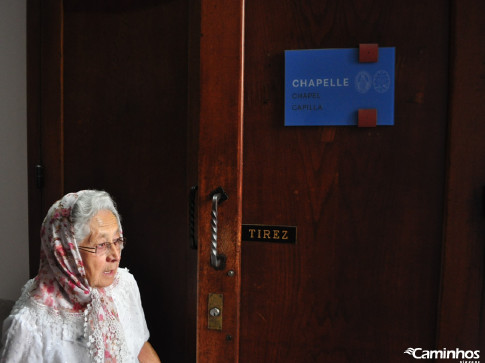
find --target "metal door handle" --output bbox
[209,187,228,270]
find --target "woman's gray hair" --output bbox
[71,190,122,243]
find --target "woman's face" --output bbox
[79,209,121,288]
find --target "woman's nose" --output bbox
[106,243,121,261]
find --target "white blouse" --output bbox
[0,268,149,363]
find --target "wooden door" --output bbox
[239,0,482,362]
[28,0,485,362]
[27,1,196,361]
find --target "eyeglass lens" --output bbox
[96,239,125,255]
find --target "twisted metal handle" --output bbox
[209,187,228,270]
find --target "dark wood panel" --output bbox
[438,0,485,351]
[27,0,65,276]
[242,1,450,362]
[37,1,193,362]
[27,0,43,277]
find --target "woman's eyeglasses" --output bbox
[78,237,126,256]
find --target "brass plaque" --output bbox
[242,224,297,244]
[208,293,223,330]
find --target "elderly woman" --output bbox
[0,190,160,362]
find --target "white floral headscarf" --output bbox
[30,191,130,362]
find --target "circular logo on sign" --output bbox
[355,71,372,94]
[373,70,391,93]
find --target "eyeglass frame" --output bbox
[78,237,126,256]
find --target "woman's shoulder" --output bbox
[114,267,141,294]
[117,267,136,284]
[1,282,87,362]
[2,281,64,347]
[5,282,83,333]
[6,279,38,323]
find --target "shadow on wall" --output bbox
[0,299,14,326]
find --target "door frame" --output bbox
[195,0,245,361]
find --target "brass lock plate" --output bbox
[208,293,223,330]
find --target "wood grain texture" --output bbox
[196,0,244,361]
[241,1,450,361]
[438,0,485,351]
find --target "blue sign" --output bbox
[285,47,395,126]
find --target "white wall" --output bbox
[0,0,29,301]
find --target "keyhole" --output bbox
[209,307,221,317]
